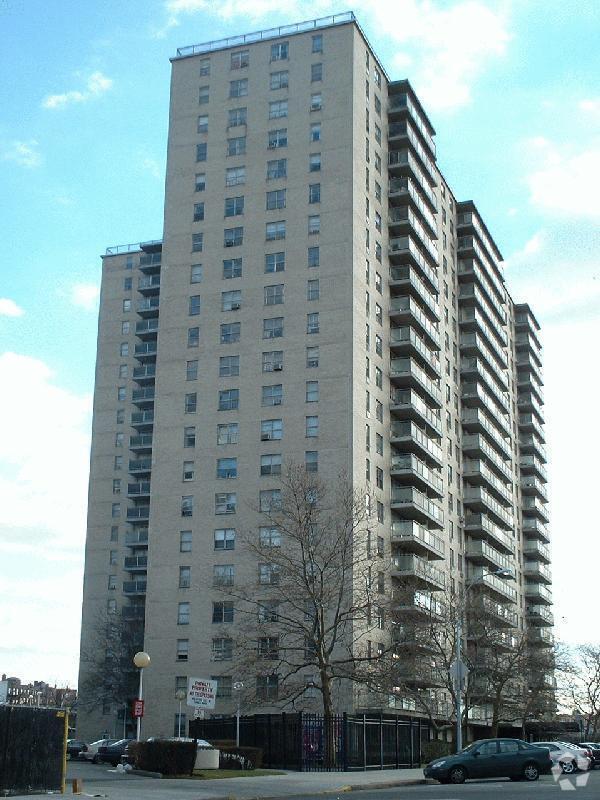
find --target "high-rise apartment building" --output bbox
[78,12,553,740]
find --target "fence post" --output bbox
[394,715,399,768]
[379,714,383,769]
[342,712,348,772]
[362,714,367,771]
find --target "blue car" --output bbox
[424,738,552,784]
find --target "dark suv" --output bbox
[424,738,553,784]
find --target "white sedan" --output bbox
[81,738,119,763]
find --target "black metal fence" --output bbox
[0,705,67,795]
[190,712,429,771]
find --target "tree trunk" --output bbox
[490,692,502,738]
[320,668,335,768]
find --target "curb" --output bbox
[130,768,163,778]
[196,778,430,800]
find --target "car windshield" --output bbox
[461,741,482,753]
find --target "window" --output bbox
[227,136,246,156]
[260,453,282,476]
[375,211,381,232]
[181,495,193,517]
[310,93,322,111]
[122,299,131,312]
[305,451,318,472]
[183,426,196,448]
[311,63,322,82]
[197,114,208,133]
[259,563,281,585]
[307,312,320,334]
[266,189,286,210]
[218,388,239,411]
[223,258,242,279]
[217,457,237,479]
[212,528,236,554]
[108,574,117,590]
[199,58,210,76]
[310,122,321,142]
[187,296,200,317]
[261,418,282,441]
[375,334,382,356]
[114,455,123,470]
[266,221,286,240]
[192,233,203,252]
[118,364,128,378]
[225,196,244,217]
[219,355,239,377]
[308,246,320,267]
[179,566,191,588]
[376,399,383,422]
[213,600,234,623]
[263,317,284,339]
[257,674,278,700]
[264,284,284,305]
[213,564,234,586]
[188,328,200,347]
[309,183,321,203]
[268,128,287,148]
[217,422,239,445]
[375,271,382,293]
[224,227,243,247]
[377,501,384,523]
[269,100,288,119]
[198,85,209,104]
[190,264,203,283]
[184,392,197,413]
[309,153,321,172]
[258,636,279,659]
[111,503,120,518]
[215,492,237,515]
[262,384,283,406]
[306,416,319,437]
[176,639,189,661]
[374,95,381,115]
[376,432,383,455]
[265,251,285,273]
[376,466,383,490]
[212,638,233,661]
[221,290,242,311]
[119,342,129,357]
[195,172,206,192]
[267,159,287,179]
[180,530,192,552]
[186,360,198,380]
[230,49,249,69]
[270,41,289,61]
[311,33,323,52]
[307,279,319,301]
[306,346,319,368]
[227,107,247,127]
[258,600,279,622]
[262,350,283,372]
[177,602,190,625]
[123,276,132,291]
[117,386,126,403]
[226,166,245,186]
[375,181,382,202]
[220,322,241,343]
[229,79,248,98]
[375,366,382,388]
[270,70,289,90]
[374,123,381,144]
[374,153,381,173]
[308,215,320,235]
[306,381,319,402]
[196,142,207,162]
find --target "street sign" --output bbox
[193,708,205,719]
[450,659,469,690]
[187,678,217,709]
[132,699,144,718]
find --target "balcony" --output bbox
[390,486,444,529]
[519,434,547,462]
[458,281,507,340]
[124,555,148,572]
[459,306,507,358]
[129,434,153,453]
[137,296,160,317]
[465,513,514,554]
[465,539,511,571]
[518,413,545,443]
[389,357,441,406]
[132,364,156,384]
[390,453,443,497]
[390,420,443,467]
[122,605,146,619]
[459,331,508,390]
[388,205,439,264]
[518,371,544,403]
[131,387,155,407]
[516,351,543,380]
[479,596,518,628]
[389,326,441,376]
[460,357,509,411]
[467,568,517,602]
[462,383,510,432]
[128,458,152,475]
[138,275,161,294]
[393,625,437,653]
[528,627,554,648]
[524,559,552,584]
[390,519,445,559]
[122,580,147,596]
[388,235,439,288]
[462,434,512,482]
[463,485,513,529]
[397,662,445,689]
[389,297,441,347]
[389,266,440,320]
[515,307,541,349]
[127,481,151,498]
[388,119,437,182]
[131,410,154,430]
[126,505,150,521]
[461,408,511,458]
[463,459,512,506]
[521,476,548,501]
[522,517,550,543]
[523,539,550,564]
[135,318,159,338]
[387,90,436,159]
[387,149,437,210]
[387,177,437,235]
[527,605,554,626]
[392,590,443,618]
[524,582,552,604]
[390,388,442,436]
[515,331,542,363]
[517,392,544,419]
[125,529,148,546]
[457,254,505,312]
[139,250,162,272]
[522,496,550,522]
[134,342,158,362]
[519,454,547,481]
[391,554,445,590]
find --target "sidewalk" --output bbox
[55,764,426,800]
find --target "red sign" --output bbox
[132,699,144,718]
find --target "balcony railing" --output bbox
[523,539,551,563]
[389,326,440,375]
[391,486,444,528]
[459,331,508,389]
[465,539,512,571]
[461,357,509,411]
[480,596,518,627]
[527,605,554,626]
[125,529,149,546]
[463,459,512,506]
[129,458,152,473]
[462,408,511,457]
[465,513,514,553]
[390,519,445,558]
[524,582,552,604]
[522,517,550,542]
[387,177,437,234]
[462,382,510,431]
[388,93,436,157]
[389,235,439,287]
[523,560,552,583]
[389,297,441,344]
[126,506,150,520]
[135,319,159,336]
[127,481,151,496]
[390,388,442,435]
[463,486,513,529]
[462,433,512,482]
[467,568,517,601]
[388,205,439,263]
[390,420,443,465]
[389,266,440,319]
[459,307,507,357]
[124,555,148,570]
[390,357,441,405]
[122,580,147,595]
[390,453,443,494]
[388,150,437,209]
[393,590,443,617]
[388,120,437,182]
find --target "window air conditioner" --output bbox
[231,303,241,310]
[273,364,283,371]
[261,433,271,441]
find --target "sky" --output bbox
[0,0,598,688]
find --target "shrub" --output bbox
[422,739,453,764]
[218,746,263,770]
[131,740,197,775]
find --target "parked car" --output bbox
[96,738,134,766]
[81,738,119,763]
[66,739,88,760]
[533,742,591,773]
[423,738,553,784]
[579,742,600,768]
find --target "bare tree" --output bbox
[558,643,600,738]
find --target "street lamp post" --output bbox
[133,651,151,742]
[175,689,187,739]
[453,568,514,752]
[233,682,244,748]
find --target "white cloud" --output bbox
[70,283,100,311]
[579,98,600,114]
[42,71,113,110]
[0,298,24,317]
[524,137,600,219]
[2,139,42,168]
[140,156,163,179]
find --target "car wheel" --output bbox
[523,763,539,781]
[448,766,467,784]
[561,760,576,774]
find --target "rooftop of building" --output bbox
[104,239,162,257]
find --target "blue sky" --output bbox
[0,0,598,686]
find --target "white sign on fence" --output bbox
[187,677,217,709]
